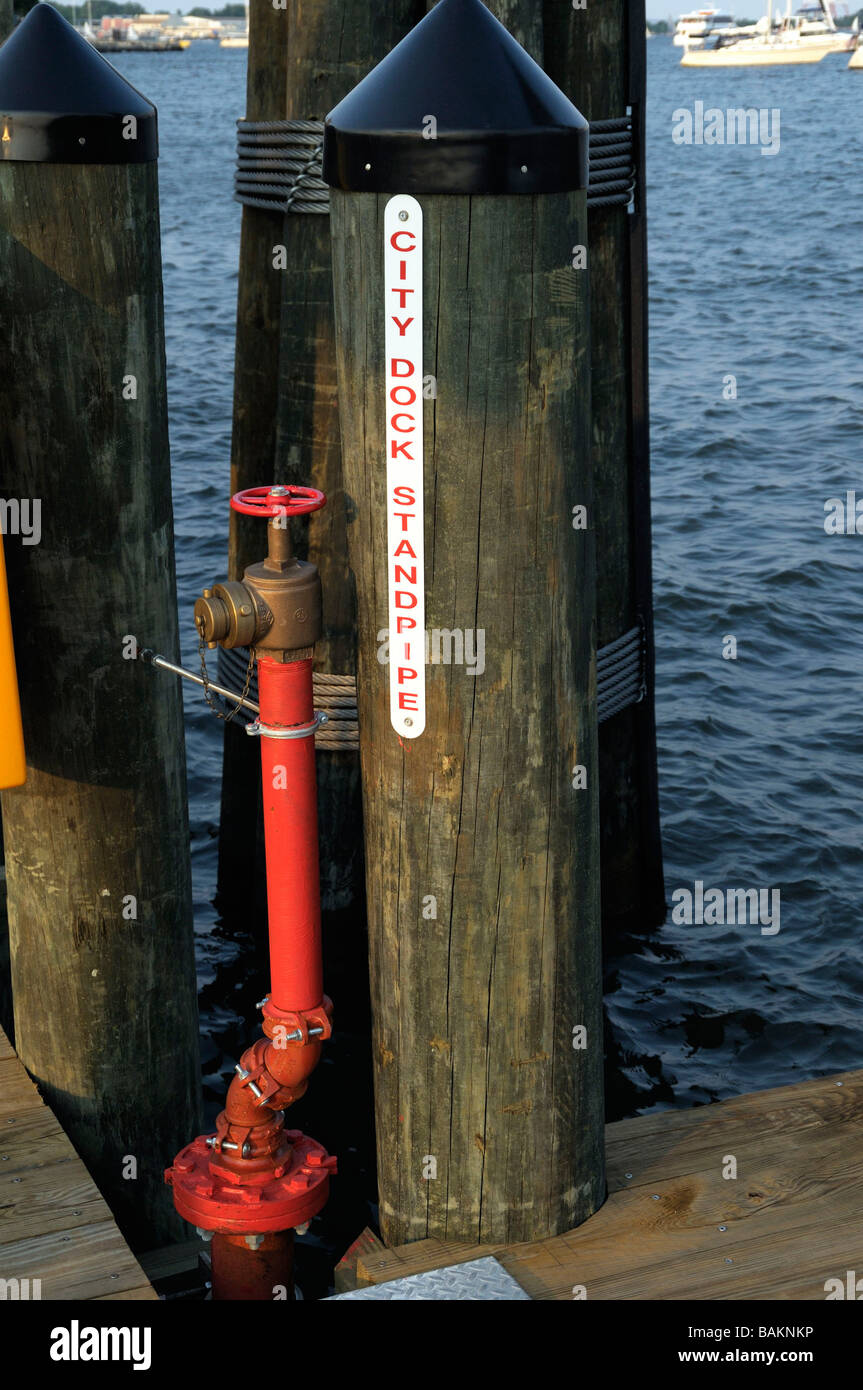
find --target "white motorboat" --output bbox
[681,0,854,64]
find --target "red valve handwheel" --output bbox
[230,485,327,518]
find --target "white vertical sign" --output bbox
[384,195,425,738]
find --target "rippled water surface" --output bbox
[111,38,862,1168]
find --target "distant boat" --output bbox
[673,9,742,48]
[220,34,249,49]
[84,20,188,52]
[91,37,189,52]
[680,0,854,64]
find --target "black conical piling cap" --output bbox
[0,3,157,163]
[323,0,587,196]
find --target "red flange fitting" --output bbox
[167,1131,336,1235]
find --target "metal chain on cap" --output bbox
[197,622,256,724]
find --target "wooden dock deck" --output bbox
[3,1020,859,1302]
[350,1069,863,1300]
[0,1027,156,1300]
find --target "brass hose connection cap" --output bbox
[194,581,270,650]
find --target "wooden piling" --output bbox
[0,0,12,45]
[271,0,424,912]
[468,0,542,56]
[218,0,290,912]
[325,0,605,1245]
[0,7,200,1248]
[543,0,665,930]
[223,1,425,916]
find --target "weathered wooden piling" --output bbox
[325,0,605,1245]
[223,0,425,916]
[543,0,665,930]
[218,0,290,913]
[0,0,13,45]
[0,5,200,1248]
[272,0,424,911]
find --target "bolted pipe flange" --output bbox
[165,1132,337,1235]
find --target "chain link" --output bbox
[196,622,255,724]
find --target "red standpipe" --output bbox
[166,485,336,1300]
[258,657,323,1015]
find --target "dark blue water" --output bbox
[110,39,863,1142]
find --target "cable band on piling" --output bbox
[234,117,636,215]
[217,620,644,746]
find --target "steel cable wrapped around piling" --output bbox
[234,116,635,214]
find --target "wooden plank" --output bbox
[0,1057,46,1117]
[0,1026,156,1300]
[0,1154,112,1245]
[92,1285,160,1302]
[0,1105,75,1172]
[0,1221,150,1301]
[138,1238,205,1283]
[360,1070,863,1300]
[605,1070,863,1188]
[334,1225,387,1292]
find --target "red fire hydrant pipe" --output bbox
[257,657,323,1015]
[166,486,336,1294]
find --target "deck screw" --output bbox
[836,1081,843,1087]
[111,1273,119,1280]
[399,210,408,221]
[624,1172,632,1179]
[718,1225,727,1232]
[725,1258,733,1265]
[12,1177,21,1183]
[73,1210,81,1215]
[1,1156,8,1162]
[651,1194,660,1200]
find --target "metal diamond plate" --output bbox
[327,1255,531,1301]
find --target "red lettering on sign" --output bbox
[390,230,416,252]
[390,385,416,406]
